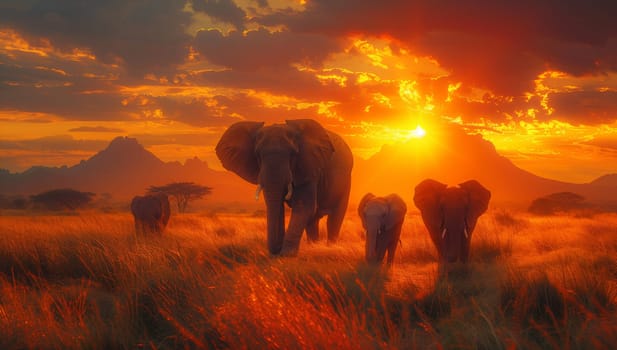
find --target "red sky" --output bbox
[1,0,616,183]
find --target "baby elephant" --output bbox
[358,193,407,265]
[414,179,491,263]
[131,193,171,236]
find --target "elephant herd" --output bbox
[130,118,492,266]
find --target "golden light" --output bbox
[410,125,426,138]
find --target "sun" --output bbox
[410,125,426,138]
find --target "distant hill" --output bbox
[1,133,616,210]
[589,174,617,187]
[0,137,255,207]
[351,126,617,208]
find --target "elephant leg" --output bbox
[155,221,164,235]
[281,210,312,255]
[326,201,347,244]
[386,239,398,266]
[281,185,316,256]
[138,221,146,236]
[461,236,472,263]
[305,216,320,243]
[148,220,157,235]
[387,225,403,265]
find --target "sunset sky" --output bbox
[1,0,616,183]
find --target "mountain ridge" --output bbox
[1,133,616,208]
[0,136,255,205]
[352,126,616,206]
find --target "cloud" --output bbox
[154,96,240,126]
[128,133,223,147]
[0,135,108,152]
[585,135,617,151]
[192,66,341,100]
[255,0,269,8]
[193,28,342,71]
[0,84,130,121]
[69,126,125,133]
[191,0,246,30]
[259,0,617,96]
[548,90,617,125]
[0,0,192,76]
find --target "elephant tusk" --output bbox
[284,183,293,201]
[464,227,469,239]
[254,184,262,201]
[441,228,447,239]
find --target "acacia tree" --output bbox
[528,192,586,215]
[30,188,95,210]
[148,182,212,213]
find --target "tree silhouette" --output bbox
[148,182,212,213]
[528,192,586,215]
[30,188,95,210]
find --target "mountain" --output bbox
[589,174,617,187]
[1,133,616,210]
[0,137,255,206]
[351,126,616,208]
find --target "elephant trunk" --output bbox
[365,224,382,264]
[264,190,285,254]
[442,221,466,263]
[365,233,378,264]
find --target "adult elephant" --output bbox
[130,193,171,236]
[413,179,491,263]
[358,193,407,265]
[216,119,353,255]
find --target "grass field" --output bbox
[0,209,616,349]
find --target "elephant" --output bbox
[413,179,491,263]
[358,193,407,265]
[130,193,171,236]
[216,119,353,255]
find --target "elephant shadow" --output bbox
[410,261,506,322]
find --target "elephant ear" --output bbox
[459,180,491,233]
[215,121,264,184]
[358,193,376,227]
[385,194,407,231]
[413,179,448,237]
[286,119,334,184]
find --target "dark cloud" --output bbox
[0,0,192,76]
[154,96,239,126]
[157,93,322,125]
[1,61,70,86]
[0,84,130,121]
[193,28,342,71]
[191,0,246,30]
[585,135,617,151]
[0,118,54,124]
[259,0,617,96]
[192,66,341,99]
[0,135,109,152]
[117,93,322,127]
[129,132,223,147]
[211,93,321,123]
[548,90,617,125]
[69,126,125,133]
[192,66,408,123]
[255,0,268,9]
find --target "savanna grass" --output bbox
[0,210,615,349]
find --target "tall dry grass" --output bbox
[0,209,615,349]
